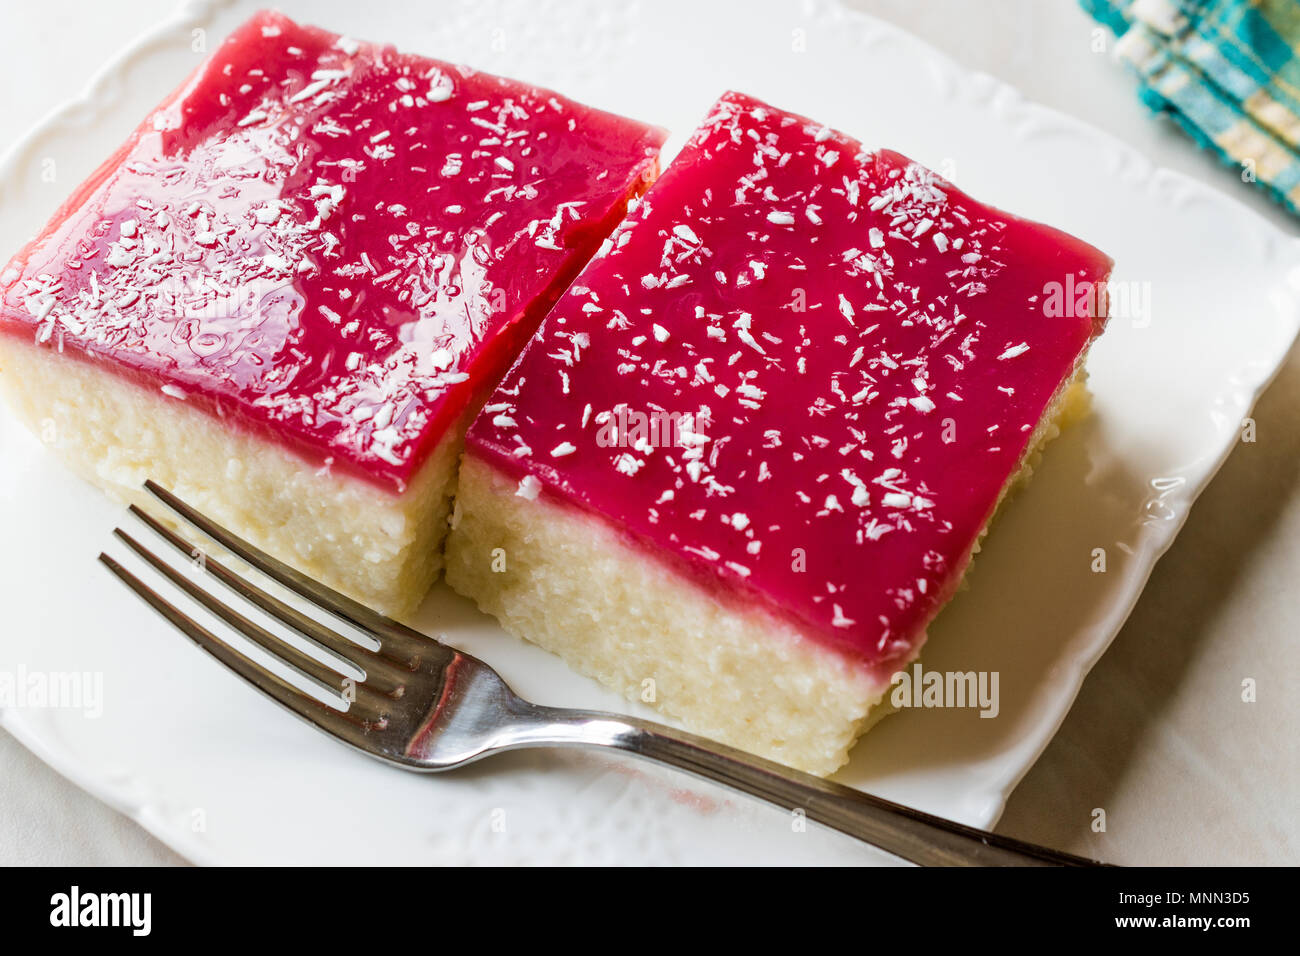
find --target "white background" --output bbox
[0,0,1295,865]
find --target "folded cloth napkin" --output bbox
[1083,0,1300,214]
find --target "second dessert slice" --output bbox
[446,91,1113,775]
[0,11,666,616]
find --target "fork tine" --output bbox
[97,553,372,741]
[144,480,431,660]
[112,528,363,699]
[126,504,413,694]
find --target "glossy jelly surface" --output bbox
[0,10,665,490]
[469,91,1112,668]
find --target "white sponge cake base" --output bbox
[0,338,459,619]
[446,452,890,775]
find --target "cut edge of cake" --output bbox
[445,347,1098,775]
[0,338,462,618]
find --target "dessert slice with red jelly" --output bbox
[0,10,666,616]
[446,91,1112,774]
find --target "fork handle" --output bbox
[516,705,1104,866]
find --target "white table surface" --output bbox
[0,0,1295,866]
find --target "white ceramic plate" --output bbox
[3,0,1299,865]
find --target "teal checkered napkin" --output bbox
[1082,0,1300,214]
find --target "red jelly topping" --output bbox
[0,10,665,491]
[468,91,1112,670]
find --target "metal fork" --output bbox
[97,479,1106,867]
